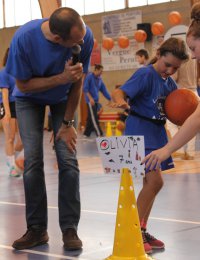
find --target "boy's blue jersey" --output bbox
[83,72,111,103]
[6,19,94,105]
[0,68,16,103]
[121,64,177,150]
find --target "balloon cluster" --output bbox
[93,11,182,50]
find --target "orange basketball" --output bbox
[118,36,129,49]
[151,22,165,36]
[164,89,199,126]
[134,30,147,43]
[102,37,114,51]
[15,156,24,173]
[168,11,182,25]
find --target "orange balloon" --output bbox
[93,38,98,49]
[118,36,129,49]
[168,11,182,25]
[134,30,147,43]
[151,22,165,36]
[102,38,114,51]
[164,89,199,126]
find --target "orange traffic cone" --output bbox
[105,168,153,260]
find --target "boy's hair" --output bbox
[187,2,200,39]
[94,64,103,70]
[49,7,84,41]
[3,48,9,66]
[148,37,189,64]
[135,49,149,60]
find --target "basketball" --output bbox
[164,89,199,126]
[15,156,24,174]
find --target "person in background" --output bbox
[170,55,197,159]
[135,49,149,66]
[83,64,111,137]
[6,7,93,251]
[115,84,128,133]
[142,2,200,172]
[0,48,23,177]
[111,38,188,254]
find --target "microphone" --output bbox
[71,44,81,65]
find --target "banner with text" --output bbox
[101,39,144,71]
[102,10,142,38]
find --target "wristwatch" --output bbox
[62,119,74,127]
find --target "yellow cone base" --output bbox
[105,254,154,260]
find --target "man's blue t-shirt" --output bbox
[121,64,177,149]
[0,68,16,103]
[83,72,111,103]
[6,19,94,105]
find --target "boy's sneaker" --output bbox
[9,166,21,177]
[144,230,165,249]
[142,230,152,254]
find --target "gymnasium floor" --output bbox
[0,131,200,260]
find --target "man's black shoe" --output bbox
[63,228,82,250]
[12,229,49,250]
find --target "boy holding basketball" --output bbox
[111,37,188,254]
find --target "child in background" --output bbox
[111,38,188,254]
[83,64,111,137]
[0,48,23,177]
[135,49,149,66]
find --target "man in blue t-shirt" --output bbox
[6,7,94,251]
[83,64,111,137]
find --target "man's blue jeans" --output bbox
[16,98,80,232]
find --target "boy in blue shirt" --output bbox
[6,7,94,251]
[83,64,111,137]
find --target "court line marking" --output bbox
[81,246,112,256]
[0,245,88,260]
[0,201,200,225]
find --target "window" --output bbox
[61,0,84,16]
[84,0,104,15]
[129,0,177,7]
[62,0,125,14]
[128,0,147,7]
[0,0,179,29]
[1,0,41,28]
[104,0,125,12]
[0,0,3,28]
[148,0,170,4]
